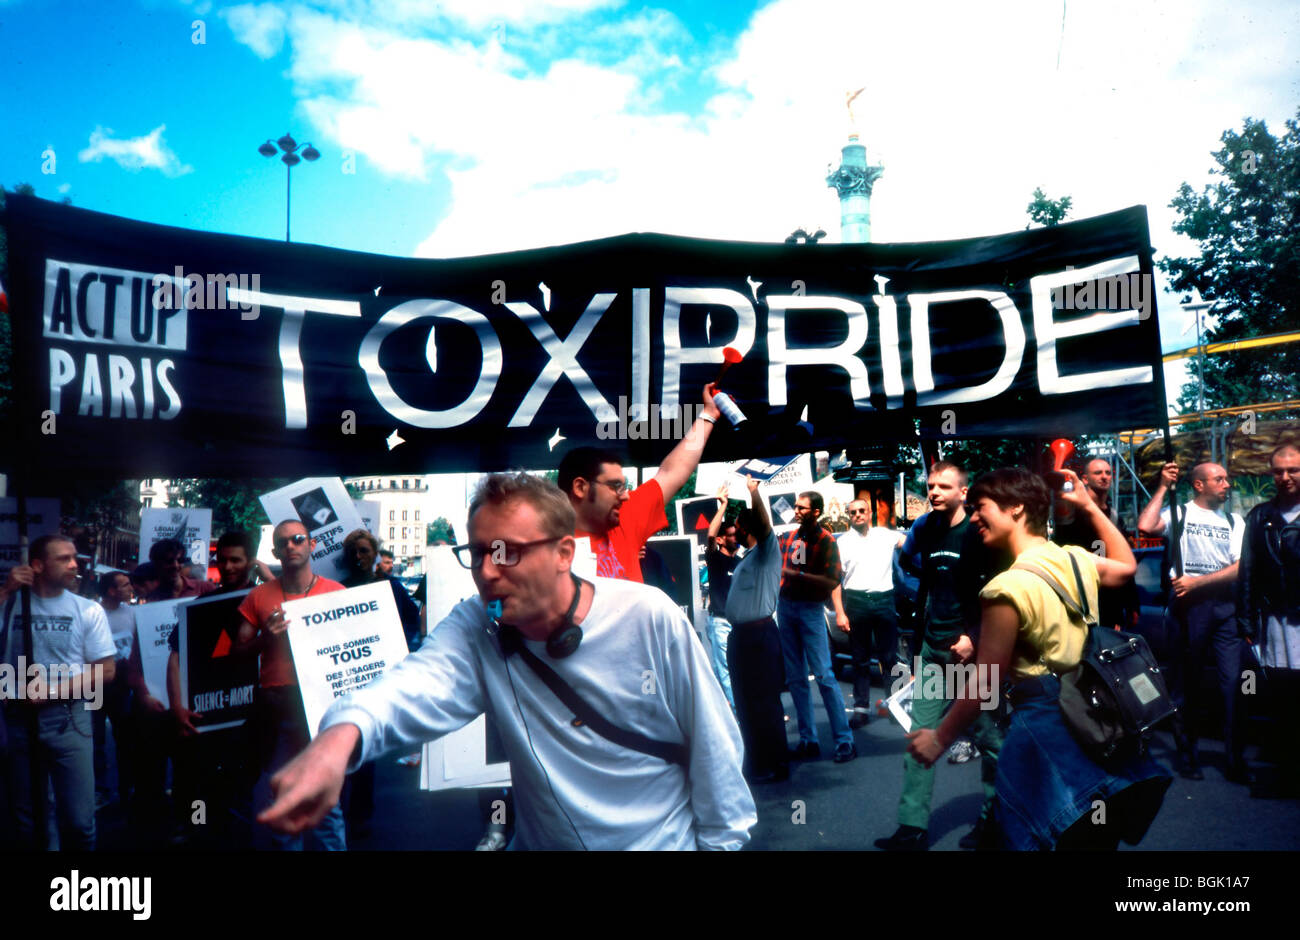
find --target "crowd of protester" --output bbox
[2,422,1297,851]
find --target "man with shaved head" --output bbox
[1238,443,1300,797]
[234,519,347,849]
[1140,460,1249,784]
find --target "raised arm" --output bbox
[1058,468,1136,587]
[747,475,770,541]
[1138,462,1178,537]
[707,485,730,541]
[651,385,723,503]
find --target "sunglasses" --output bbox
[275,533,310,548]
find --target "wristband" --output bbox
[698,413,717,425]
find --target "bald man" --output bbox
[1139,461,1249,784]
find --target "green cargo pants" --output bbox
[897,639,1004,830]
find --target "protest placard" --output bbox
[353,499,380,538]
[133,598,182,706]
[178,589,257,732]
[140,507,212,570]
[420,715,512,791]
[283,580,409,738]
[0,498,60,584]
[675,495,722,550]
[645,534,706,637]
[259,478,364,582]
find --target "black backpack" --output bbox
[1016,554,1176,765]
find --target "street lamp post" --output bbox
[258,132,321,242]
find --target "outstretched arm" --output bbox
[651,385,723,503]
[259,723,359,835]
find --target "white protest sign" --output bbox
[353,499,381,537]
[284,580,409,739]
[695,456,812,498]
[885,676,915,731]
[571,536,597,582]
[259,478,364,582]
[420,715,512,791]
[141,507,212,570]
[0,498,60,584]
[424,545,477,629]
[134,598,183,706]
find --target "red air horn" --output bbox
[1049,438,1075,491]
[713,346,743,385]
[709,347,748,427]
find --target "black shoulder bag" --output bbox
[502,629,690,768]
[1014,554,1176,765]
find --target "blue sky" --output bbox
[3,0,1298,402]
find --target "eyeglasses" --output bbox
[275,533,309,548]
[594,478,629,495]
[848,508,869,515]
[453,536,564,569]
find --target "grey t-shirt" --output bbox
[725,530,781,624]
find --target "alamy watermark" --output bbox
[0,658,104,711]
[150,266,262,319]
[596,396,705,441]
[889,658,1001,710]
[1051,266,1152,321]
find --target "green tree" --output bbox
[1026,187,1073,228]
[170,478,291,536]
[1160,111,1300,416]
[426,517,457,544]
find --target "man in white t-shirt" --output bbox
[1,535,117,849]
[834,496,905,729]
[1139,461,1249,783]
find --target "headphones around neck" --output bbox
[492,572,586,659]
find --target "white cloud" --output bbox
[77,124,193,177]
[225,0,1297,277]
[221,3,288,58]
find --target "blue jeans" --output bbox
[998,674,1171,850]
[4,702,97,850]
[255,688,346,851]
[776,597,852,747]
[707,614,735,710]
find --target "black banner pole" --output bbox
[15,480,50,851]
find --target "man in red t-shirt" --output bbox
[558,385,722,582]
[234,519,346,850]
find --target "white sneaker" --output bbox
[475,824,508,851]
[946,739,980,764]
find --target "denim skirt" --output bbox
[996,674,1172,850]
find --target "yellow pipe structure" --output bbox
[1163,330,1300,362]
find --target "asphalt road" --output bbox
[87,674,1298,852]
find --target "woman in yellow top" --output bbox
[908,467,1172,850]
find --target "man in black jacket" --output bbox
[874,462,1005,851]
[1238,443,1300,797]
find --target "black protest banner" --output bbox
[3,195,1168,478]
[178,589,257,732]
